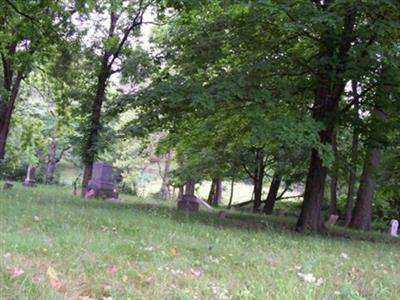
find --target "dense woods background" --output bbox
[1,0,399,232]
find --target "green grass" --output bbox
[1,183,399,300]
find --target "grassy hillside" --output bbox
[1,183,399,299]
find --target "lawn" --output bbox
[1,183,399,300]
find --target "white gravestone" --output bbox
[23,165,36,187]
[389,219,399,237]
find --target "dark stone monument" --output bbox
[177,194,199,212]
[23,165,36,187]
[87,161,117,199]
[3,181,13,190]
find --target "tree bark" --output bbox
[184,178,195,196]
[296,76,341,231]
[329,130,339,215]
[207,178,216,204]
[344,80,359,225]
[227,177,235,209]
[46,142,57,183]
[81,164,93,196]
[159,152,172,200]
[263,172,282,214]
[349,107,385,230]
[212,177,222,206]
[253,149,265,212]
[0,69,23,160]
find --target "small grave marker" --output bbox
[3,181,13,190]
[389,219,399,237]
[23,165,36,187]
[327,214,339,225]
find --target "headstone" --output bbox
[87,162,117,199]
[3,181,13,190]
[389,219,399,237]
[23,165,36,187]
[196,197,214,210]
[327,214,339,225]
[177,194,199,212]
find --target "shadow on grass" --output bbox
[17,190,399,245]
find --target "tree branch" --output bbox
[56,146,71,163]
[4,0,36,23]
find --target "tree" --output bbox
[0,0,74,159]
[350,64,400,229]
[77,0,155,193]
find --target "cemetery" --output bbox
[1,0,399,299]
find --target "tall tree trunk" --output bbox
[296,79,342,231]
[160,152,171,200]
[184,178,195,196]
[253,150,265,212]
[46,142,57,183]
[227,177,235,209]
[295,9,356,232]
[329,130,339,215]
[263,172,282,214]
[81,53,110,193]
[212,177,222,207]
[344,80,359,225]
[349,107,385,230]
[208,178,216,204]
[0,70,23,160]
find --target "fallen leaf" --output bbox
[169,247,178,256]
[47,266,65,292]
[7,267,24,278]
[106,265,118,273]
[190,268,202,278]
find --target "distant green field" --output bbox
[1,183,399,299]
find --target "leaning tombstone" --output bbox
[177,194,199,212]
[87,161,117,199]
[327,214,339,225]
[389,219,399,237]
[3,181,13,190]
[23,165,36,187]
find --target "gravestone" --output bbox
[3,181,13,190]
[389,219,399,237]
[327,214,339,225]
[87,161,117,199]
[23,165,36,187]
[177,194,199,212]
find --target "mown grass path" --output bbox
[1,184,399,299]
